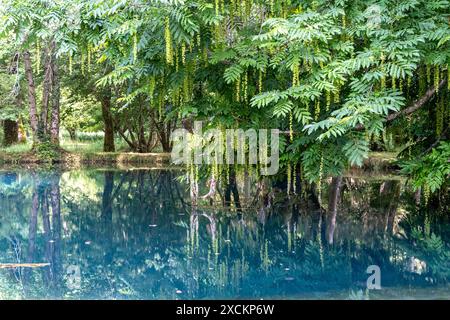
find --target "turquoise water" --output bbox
[0,169,449,300]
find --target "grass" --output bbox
[0,142,32,154]
[0,135,170,167]
[0,135,129,155]
[61,137,129,153]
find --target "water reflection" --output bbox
[0,170,449,299]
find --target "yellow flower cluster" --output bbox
[165,17,173,65]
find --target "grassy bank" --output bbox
[0,149,171,166]
[0,143,398,173]
[0,140,171,168]
[0,135,399,170]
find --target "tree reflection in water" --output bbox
[0,170,449,299]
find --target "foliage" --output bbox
[60,92,101,138]
[401,141,450,193]
[0,0,448,192]
[34,140,61,161]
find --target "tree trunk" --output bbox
[50,50,60,145]
[67,128,77,141]
[3,119,18,146]
[101,90,115,152]
[23,51,39,144]
[224,167,241,211]
[40,45,53,138]
[159,121,174,152]
[355,78,448,131]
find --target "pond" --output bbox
[0,169,449,300]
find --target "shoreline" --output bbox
[0,150,399,171]
[0,151,172,169]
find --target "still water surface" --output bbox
[0,169,449,299]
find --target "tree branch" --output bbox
[354,77,447,130]
[386,78,447,123]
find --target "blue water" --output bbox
[0,169,449,299]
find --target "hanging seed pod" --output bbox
[159,94,163,120]
[183,75,190,102]
[269,0,274,17]
[448,65,450,91]
[381,74,386,90]
[36,41,41,74]
[87,46,91,73]
[243,71,248,103]
[289,111,293,142]
[196,33,201,48]
[334,86,340,104]
[317,155,324,206]
[258,69,263,93]
[246,0,252,19]
[407,115,412,158]
[181,43,186,65]
[434,65,440,92]
[203,46,208,67]
[149,77,156,97]
[292,63,299,86]
[423,183,430,205]
[237,0,242,17]
[133,33,138,63]
[326,90,331,112]
[235,77,240,102]
[171,88,177,107]
[215,0,219,16]
[81,51,85,76]
[69,54,73,75]
[436,95,444,136]
[230,0,235,19]
[399,78,403,92]
[426,64,431,84]
[165,17,173,65]
[213,24,220,48]
[189,66,194,98]
[175,46,179,72]
[315,100,321,120]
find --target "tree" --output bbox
[1,0,78,148]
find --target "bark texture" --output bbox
[23,51,39,144]
[50,47,60,145]
[101,90,115,152]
